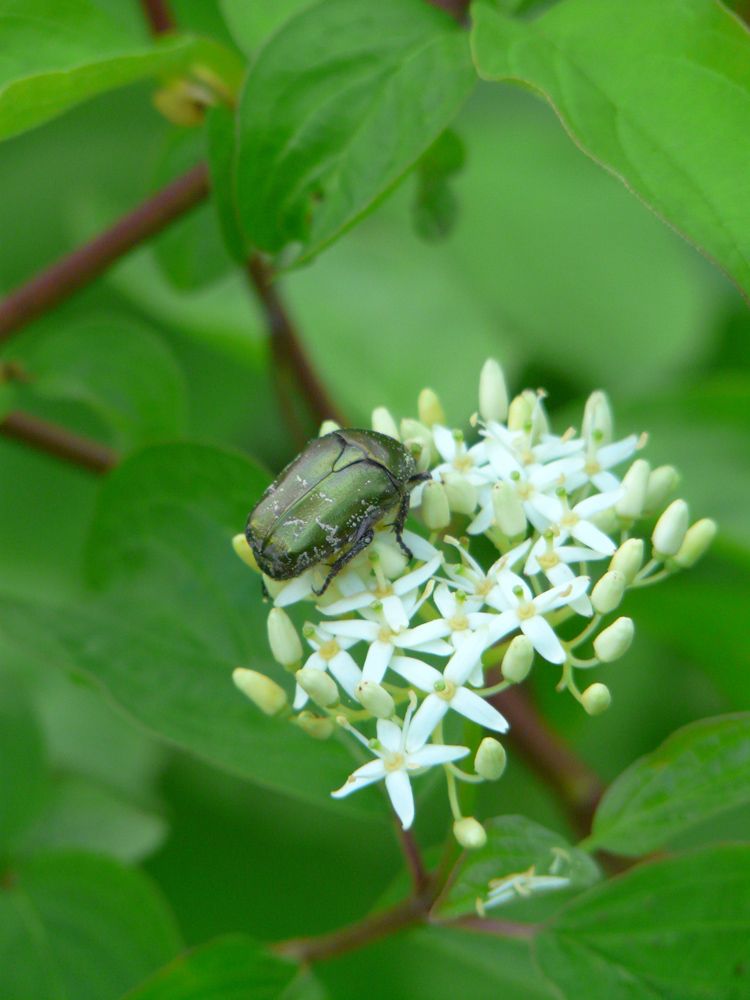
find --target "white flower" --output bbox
[472,572,590,664]
[479,866,572,912]
[293,628,363,710]
[482,415,583,470]
[391,628,509,749]
[524,488,623,576]
[524,535,605,616]
[331,703,470,829]
[563,432,643,494]
[410,425,492,507]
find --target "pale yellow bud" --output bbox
[593,617,634,662]
[267,608,303,668]
[615,459,650,520]
[295,667,339,708]
[492,482,527,538]
[644,465,680,515]
[478,358,509,423]
[297,711,335,740]
[581,390,613,447]
[475,737,507,781]
[453,817,487,850]
[401,418,437,465]
[418,388,445,427]
[507,392,534,431]
[232,534,259,572]
[501,635,534,683]
[582,682,612,716]
[319,419,340,436]
[355,680,395,719]
[652,499,689,558]
[591,570,626,614]
[233,669,288,716]
[673,518,717,568]
[608,538,644,583]
[421,480,451,531]
[442,472,478,515]
[371,407,400,440]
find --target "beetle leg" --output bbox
[313,525,376,597]
[392,492,414,561]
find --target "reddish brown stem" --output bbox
[246,256,346,432]
[425,0,471,23]
[395,824,430,895]
[139,0,177,35]
[0,164,210,347]
[0,411,118,473]
[490,686,605,840]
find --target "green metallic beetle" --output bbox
[246,429,430,596]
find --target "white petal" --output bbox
[274,571,316,607]
[385,770,415,829]
[570,520,617,555]
[486,610,520,645]
[320,592,377,617]
[556,545,607,564]
[467,660,485,688]
[499,570,531,607]
[574,488,625,518]
[331,760,386,798]
[389,656,441,691]
[540,575,591,612]
[521,616,567,664]
[527,492,560,528]
[466,503,495,536]
[293,683,309,710]
[444,627,489,686]
[362,641,394,683]
[399,620,452,646]
[405,696,449,751]
[591,470,622,493]
[393,555,442,596]
[598,435,639,469]
[376,718,403,752]
[409,639,455,657]
[381,594,409,632]
[400,529,440,562]
[409,743,470,767]
[433,583,457,619]
[323,619,378,642]
[450,687,509,733]
[486,437,524,480]
[328,650,363,699]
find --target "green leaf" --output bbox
[153,127,236,292]
[0,674,47,854]
[0,0,224,142]
[235,0,476,264]
[471,0,750,300]
[585,714,750,856]
[535,845,750,1000]
[18,776,168,864]
[121,935,297,1000]
[436,815,600,920]
[0,851,182,1000]
[220,0,318,55]
[206,105,249,265]
[5,316,188,451]
[0,444,384,818]
[412,129,465,243]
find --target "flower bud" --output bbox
[401,418,437,465]
[644,465,680,515]
[478,358,509,423]
[418,388,445,427]
[593,617,634,662]
[608,538,644,583]
[442,472,478,515]
[529,394,550,440]
[615,459,650,520]
[297,711,335,740]
[588,506,618,536]
[233,669,288,716]
[673,518,717,568]
[371,537,409,578]
[152,78,208,127]
[591,570,626,614]
[582,682,612,716]
[355,680,395,719]
[492,482,527,538]
[501,635,534,683]
[319,419,340,436]
[371,407,400,440]
[267,608,303,669]
[421,480,451,530]
[233,533,259,572]
[295,667,339,708]
[453,817,487,850]
[652,499,689,558]
[581,390,613,447]
[507,392,534,431]
[406,438,432,474]
[475,737,507,781]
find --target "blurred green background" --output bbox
[1,1,749,995]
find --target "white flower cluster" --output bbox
[233,360,716,846]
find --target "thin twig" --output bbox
[489,685,605,840]
[452,916,538,939]
[246,256,346,432]
[0,411,118,473]
[139,0,177,35]
[424,0,471,23]
[0,164,210,347]
[395,825,430,895]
